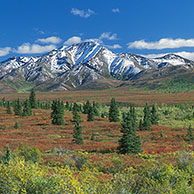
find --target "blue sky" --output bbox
[1,0,194,60]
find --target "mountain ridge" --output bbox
[0,41,194,92]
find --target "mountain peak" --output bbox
[0,41,193,91]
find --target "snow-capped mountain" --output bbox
[0,41,194,91]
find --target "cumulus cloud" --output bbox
[99,32,118,40]
[128,38,194,50]
[112,8,120,13]
[71,8,95,18]
[36,36,62,44]
[64,36,82,46]
[106,44,122,49]
[143,51,194,61]
[15,43,56,54]
[85,39,103,44]
[0,47,11,56]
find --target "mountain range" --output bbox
[0,41,194,93]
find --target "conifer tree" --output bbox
[143,103,151,130]
[108,98,120,122]
[51,99,64,125]
[6,101,12,114]
[14,99,22,116]
[93,101,100,116]
[139,119,143,131]
[65,101,70,110]
[151,104,159,125]
[72,109,82,124]
[29,89,37,108]
[87,105,95,121]
[14,121,20,129]
[83,100,90,114]
[72,110,83,144]
[73,102,80,112]
[22,100,32,116]
[118,108,142,154]
[187,124,193,143]
[4,145,11,164]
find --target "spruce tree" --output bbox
[4,145,11,164]
[29,89,37,108]
[139,119,143,131]
[93,101,100,116]
[187,124,193,143]
[72,109,82,124]
[83,100,90,114]
[73,123,83,144]
[22,100,32,116]
[14,121,20,129]
[51,99,64,125]
[151,104,159,125]
[6,101,12,114]
[87,105,95,121]
[118,109,142,154]
[108,98,120,122]
[14,99,22,116]
[72,110,83,144]
[73,102,80,112]
[65,101,70,110]
[143,103,151,130]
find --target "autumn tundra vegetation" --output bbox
[0,88,194,193]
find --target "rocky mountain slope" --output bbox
[0,41,194,92]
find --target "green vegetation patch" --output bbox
[156,77,194,93]
[6,80,35,93]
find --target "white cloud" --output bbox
[71,8,95,18]
[0,47,11,56]
[84,38,103,44]
[112,8,120,13]
[128,38,194,50]
[106,44,122,49]
[143,51,194,61]
[176,51,194,61]
[99,32,118,40]
[64,36,82,46]
[36,36,62,44]
[15,43,56,54]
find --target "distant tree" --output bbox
[1,97,6,107]
[14,121,20,129]
[186,124,193,143]
[83,100,90,114]
[72,110,83,144]
[139,119,143,131]
[22,100,32,116]
[87,105,95,121]
[90,133,95,141]
[29,89,37,108]
[51,99,64,125]
[118,109,142,154]
[143,103,151,130]
[13,99,22,116]
[93,101,100,116]
[73,102,80,112]
[4,145,11,164]
[151,104,159,125]
[109,98,120,122]
[6,101,12,114]
[65,101,70,110]
[72,109,82,124]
